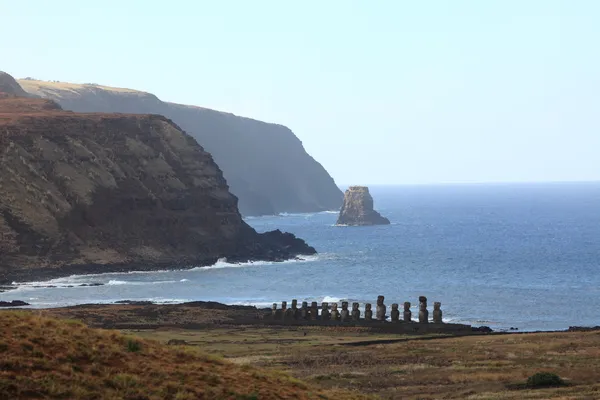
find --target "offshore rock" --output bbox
[0,73,316,284]
[336,186,390,226]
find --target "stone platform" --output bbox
[255,295,472,334]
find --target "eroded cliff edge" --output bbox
[18,79,343,216]
[0,80,316,284]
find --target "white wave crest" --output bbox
[107,280,128,286]
[107,280,178,286]
[192,255,319,271]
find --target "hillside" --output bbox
[19,79,343,216]
[0,72,31,98]
[0,74,316,284]
[0,312,365,400]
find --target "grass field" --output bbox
[132,326,600,399]
[0,312,368,400]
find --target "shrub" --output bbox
[126,339,141,353]
[526,372,566,388]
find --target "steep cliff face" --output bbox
[18,80,343,216]
[0,72,31,97]
[336,186,390,226]
[0,84,315,284]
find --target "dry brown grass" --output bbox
[0,312,370,400]
[133,326,600,400]
[19,79,145,95]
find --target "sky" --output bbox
[2,1,600,185]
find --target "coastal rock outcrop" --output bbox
[336,186,390,226]
[18,79,343,216]
[0,74,316,284]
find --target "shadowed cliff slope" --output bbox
[0,72,32,98]
[0,77,316,284]
[19,79,343,216]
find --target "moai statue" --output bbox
[340,301,350,322]
[273,303,283,320]
[301,301,309,320]
[321,302,330,320]
[364,303,373,321]
[376,295,386,321]
[433,302,443,323]
[403,302,412,322]
[351,302,361,321]
[291,299,299,319]
[330,303,340,321]
[283,301,294,320]
[310,301,319,320]
[418,296,429,324]
[391,303,400,322]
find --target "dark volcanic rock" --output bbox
[0,73,316,284]
[0,300,30,307]
[336,186,390,226]
[19,79,343,216]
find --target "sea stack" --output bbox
[336,186,390,226]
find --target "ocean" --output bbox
[2,183,600,332]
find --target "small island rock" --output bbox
[336,186,390,226]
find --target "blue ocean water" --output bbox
[2,183,600,332]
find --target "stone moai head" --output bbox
[418,296,429,323]
[341,301,348,310]
[302,301,308,309]
[331,303,338,311]
[390,303,400,322]
[352,302,359,311]
[272,303,277,311]
[403,301,412,322]
[291,299,298,309]
[377,295,385,306]
[281,301,287,310]
[321,302,330,320]
[433,301,442,323]
[364,303,373,320]
[310,301,318,320]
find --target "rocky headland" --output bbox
[0,72,315,285]
[18,78,343,216]
[336,186,390,226]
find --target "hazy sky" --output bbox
[2,1,600,185]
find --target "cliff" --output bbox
[18,79,343,216]
[336,186,390,226]
[0,72,32,98]
[0,78,316,284]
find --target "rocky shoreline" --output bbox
[0,250,312,288]
[2,299,596,335]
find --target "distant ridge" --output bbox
[19,78,344,216]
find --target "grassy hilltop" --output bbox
[0,312,366,400]
[3,307,600,399]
